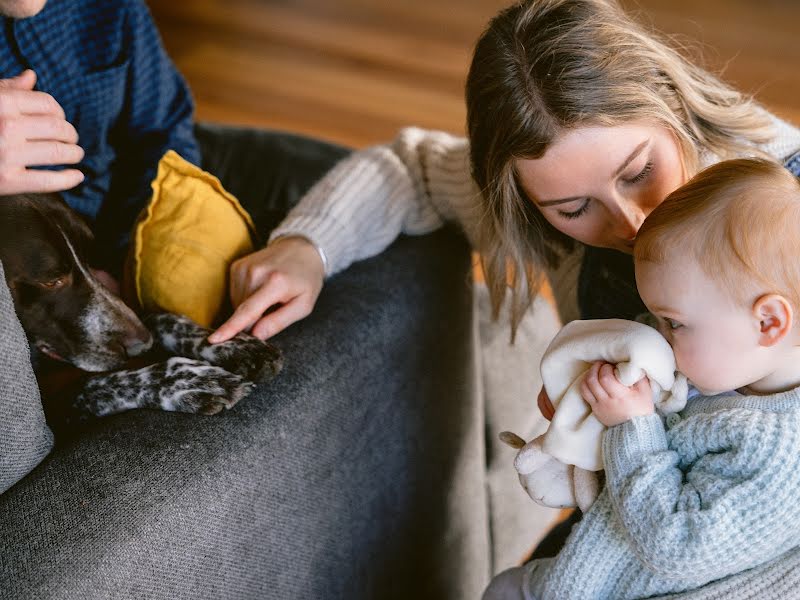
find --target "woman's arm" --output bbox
[602,409,800,582]
[210,127,480,342]
[269,127,478,276]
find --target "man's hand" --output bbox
[208,236,325,343]
[0,70,85,194]
[580,361,653,427]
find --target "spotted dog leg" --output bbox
[75,357,255,417]
[144,313,284,382]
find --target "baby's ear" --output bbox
[753,294,793,347]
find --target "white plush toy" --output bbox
[501,319,688,512]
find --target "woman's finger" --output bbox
[210,282,289,343]
[250,295,313,340]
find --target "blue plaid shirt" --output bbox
[0,0,199,272]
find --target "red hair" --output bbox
[635,158,800,307]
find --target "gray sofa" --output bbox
[0,227,509,599]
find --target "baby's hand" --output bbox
[580,361,653,427]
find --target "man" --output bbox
[0,0,198,278]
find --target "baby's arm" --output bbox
[602,408,800,583]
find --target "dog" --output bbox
[0,192,283,421]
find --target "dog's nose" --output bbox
[123,328,153,357]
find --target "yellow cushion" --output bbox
[131,150,255,327]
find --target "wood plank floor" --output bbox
[149,0,800,150]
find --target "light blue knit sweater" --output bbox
[523,388,800,600]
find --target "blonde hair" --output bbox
[465,0,775,338]
[635,158,800,308]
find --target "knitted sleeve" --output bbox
[602,410,800,583]
[268,127,481,276]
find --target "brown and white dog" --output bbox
[0,192,282,420]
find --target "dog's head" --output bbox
[0,193,152,371]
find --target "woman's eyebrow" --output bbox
[536,195,586,207]
[614,139,650,178]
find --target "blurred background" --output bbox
[148,0,800,150]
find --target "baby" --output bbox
[484,157,800,599]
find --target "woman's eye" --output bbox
[665,318,683,330]
[625,160,654,185]
[558,199,590,220]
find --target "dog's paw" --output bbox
[158,357,255,415]
[144,312,284,382]
[198,333,284,382]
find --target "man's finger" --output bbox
[17,115,79,143]
[19,140,85,167]
[0,69,36,91]
[11,167,85,194]
[0,89,66,118]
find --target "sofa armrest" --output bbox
[0,261,54,495]
[0,229,490,600]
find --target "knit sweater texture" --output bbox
[270,113,800,279]
[521,388,800,600]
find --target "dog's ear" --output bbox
[29,193,95,259]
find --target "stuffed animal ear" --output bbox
[499,431,526,450]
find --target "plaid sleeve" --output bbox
[93,0,200,273]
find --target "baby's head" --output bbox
[634,158,800,395]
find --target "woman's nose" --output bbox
[611,201,645,240]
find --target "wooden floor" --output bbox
[149,0,800,150]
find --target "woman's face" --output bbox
[515,123,686,253]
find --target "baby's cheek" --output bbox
[674,342,708,385]
[676,341,732,394]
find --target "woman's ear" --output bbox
[753,294,794,347]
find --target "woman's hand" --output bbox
[208,236,325,343]
[538,386,555,420]
[580,361,653,427]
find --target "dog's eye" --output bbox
[40,277,66,289]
